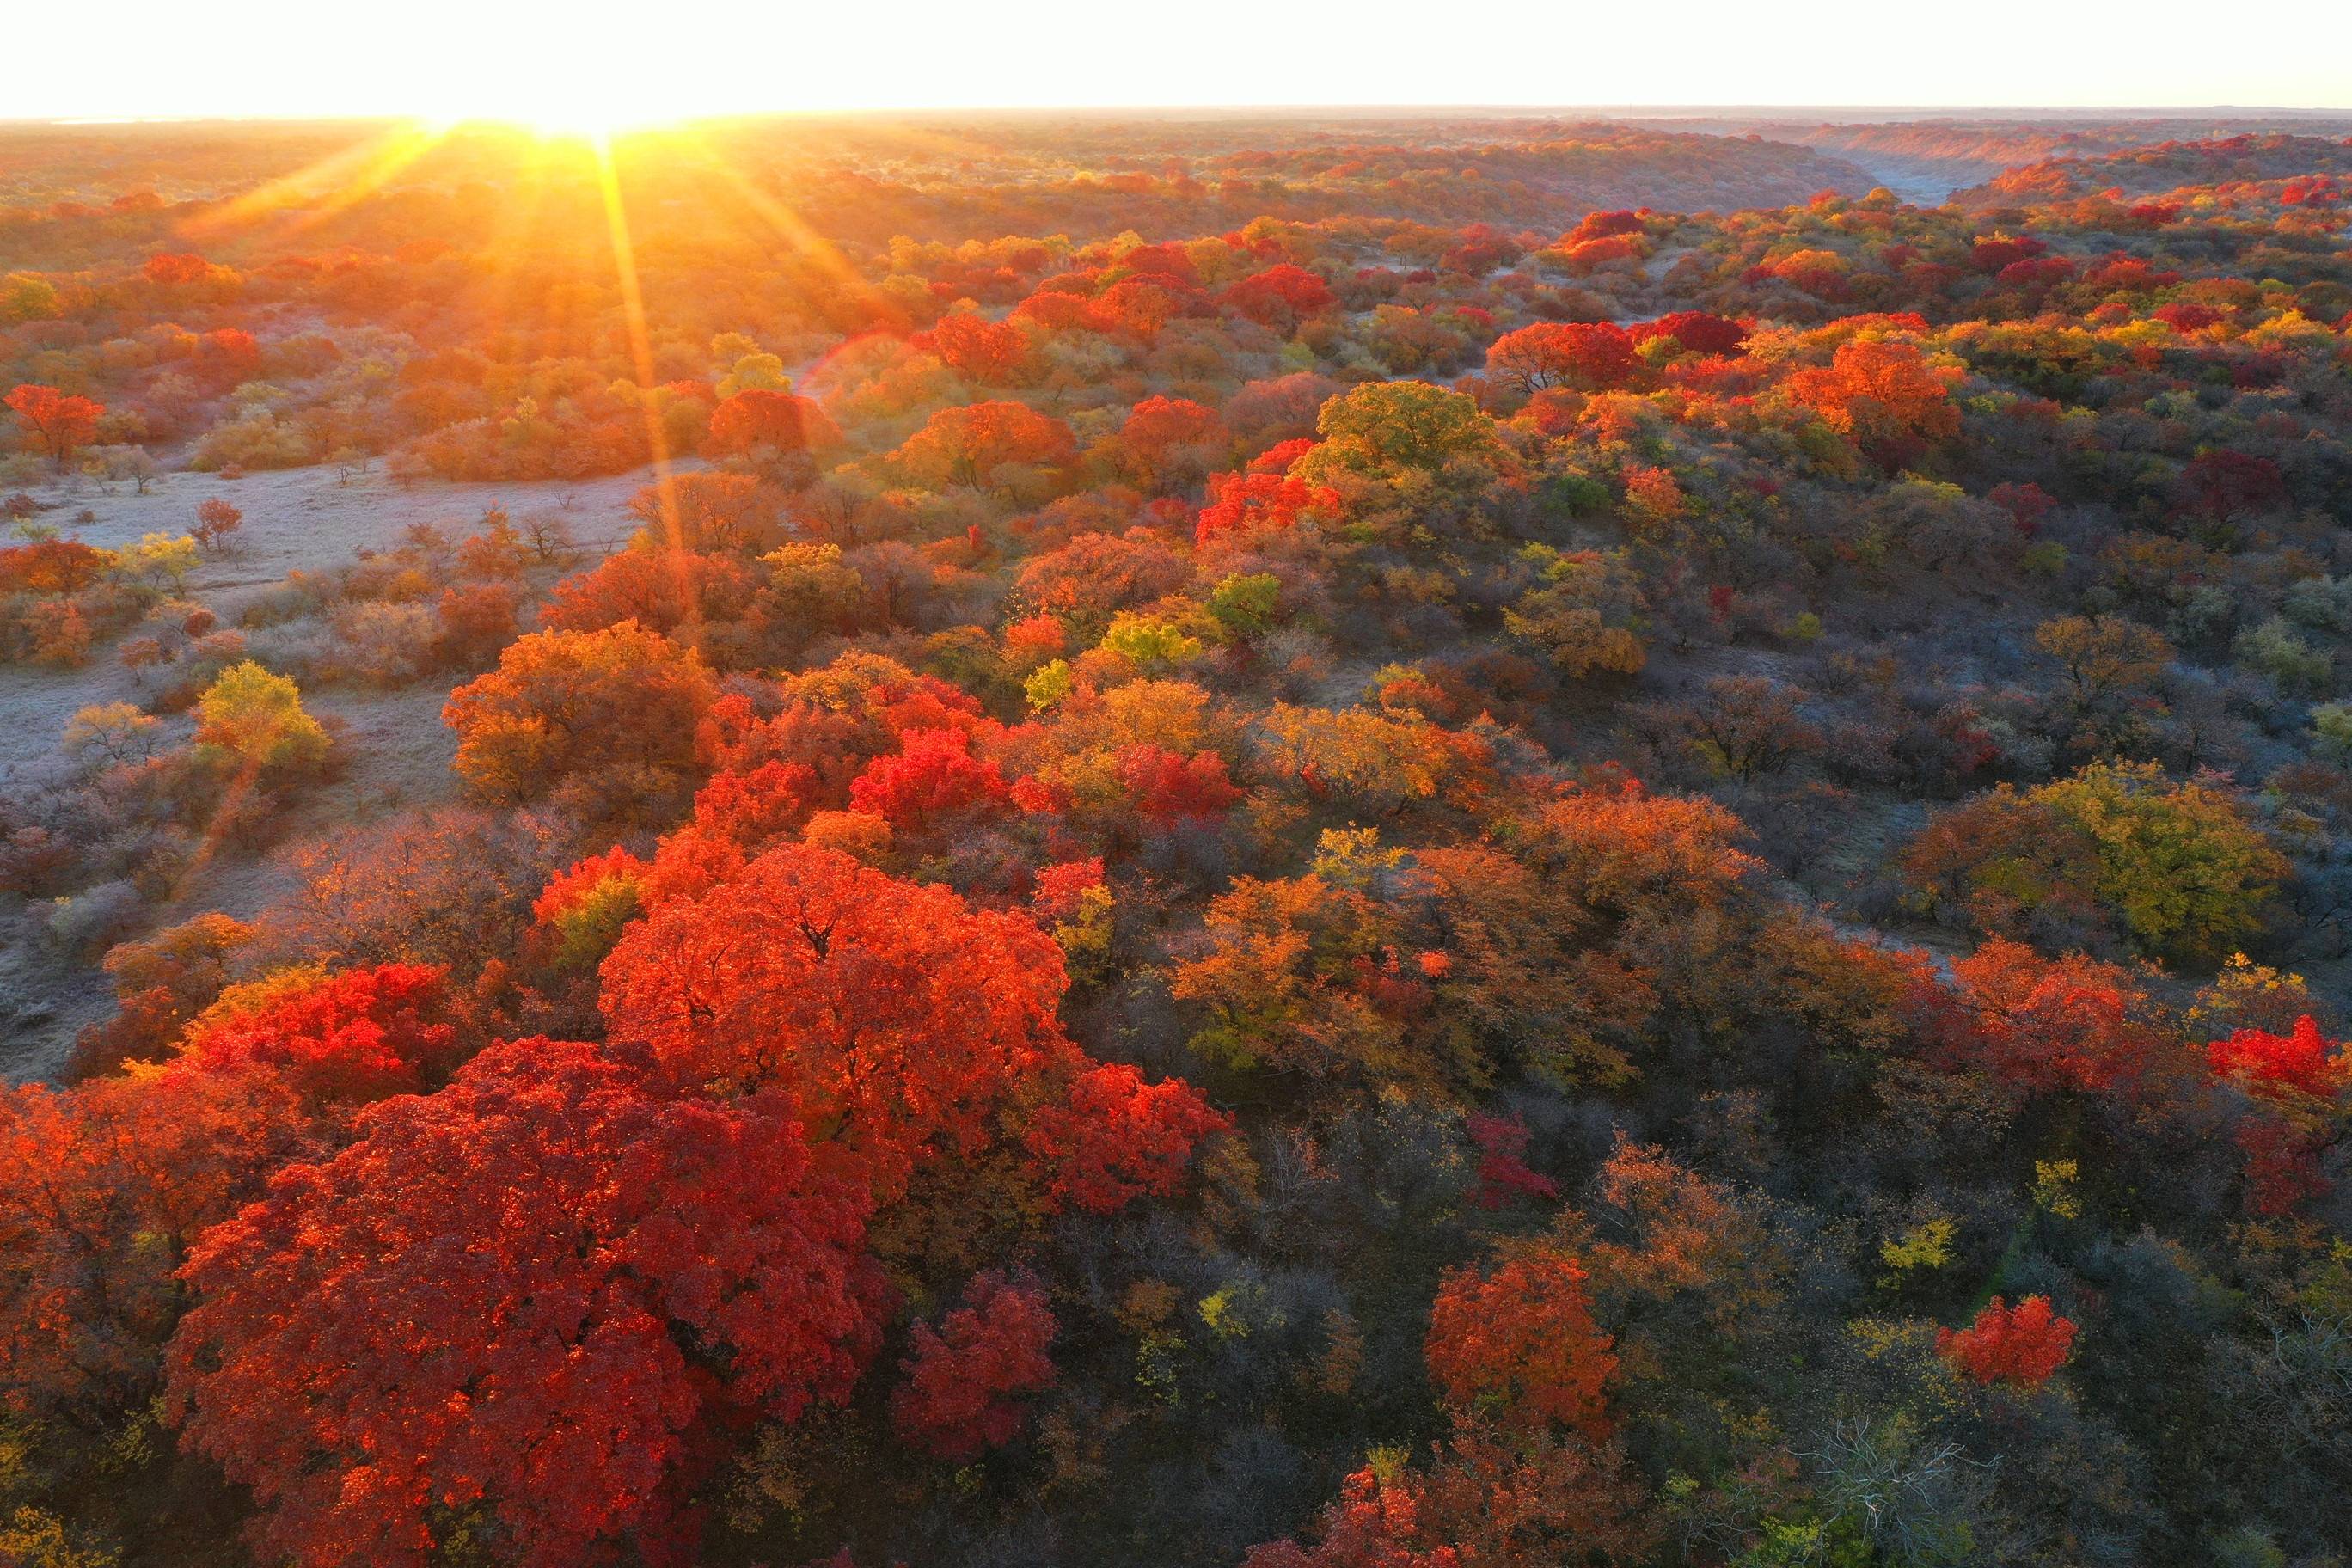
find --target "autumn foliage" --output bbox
[919,311,1032,383]
[1783,338,1963,460]
[167,1037,889,1568]
[1424,1248,1616,1439]
[14,110,2352,1568]
[1917,939,2163,1098]
[1194,469,1338,545]
[1222,263,1336,328]
[1,1072,294,1424]
[706,389,841,457]
[1937,1295,2078,1388]
[894,399,1075,489]
[443,620,717,805]
[847,727,1013,828]
[1485,322,1638,392]
[2208,1015,2345,1101]
[1021,1062,1231,1213]
[598,843,1216,1204]
[171,962,463,1109]
[889,1270,1057,1461]
[1240,1426,1651,1568]
[4,383,103,468]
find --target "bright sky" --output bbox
[17,0,2351,123]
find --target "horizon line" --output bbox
[7,102,2352,129]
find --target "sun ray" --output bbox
[668,126,895,326]
[588,137,689,550]
[182,120,450,242]
[469,130,567,379]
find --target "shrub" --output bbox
[193,660,330,774]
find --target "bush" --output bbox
[2032,762,2288,963]
[192,498,244,553]
[190,410,315,471]
[45,879,145,958]
[2235,616,2333,694]
[328,600,439,686]
[2312,701,2352,763]
[193,660,331,774]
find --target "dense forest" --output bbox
[4,111,2352,1568]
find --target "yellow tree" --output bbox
[2030,761,2287,963]
[194,662,328,773]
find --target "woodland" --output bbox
[3,110,2352,1568]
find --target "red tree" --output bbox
[2208,1015,2345,1215]
[2208,1015,2346,1101]
[1194,470,1339,545]
[1568,210,1645,242]
[2153,302,2222,333]
[2181,449,2288,522]
[172,963,464,1111]
[1484,323,1638,392]
[1988,481,2055,534]
[1784,339,1962,461]
[4,383,104,469]
[167,1037,890,1568]
[1093,276,1195,340]
[918,313,1032,384]
[847,727,1012,828]
[1117,744,1246,822]
[1031,856,1106,923]
[1242,1424,1651,1568]
[1971,236,2048,273]
[1114,242,1200,286]
[686,759,823,852]
[0,1073,296,1424]
[1014,290,1112,334]
[1424,1248,1616,1438]
[600,844,1219,1209]
[601,844,1074,1188]
[535,845,652,928]
[706,389,841,458]
[1918,940,2160,1099]
[888,1270,1057,1461]
[1937,1295,2077,1387]
[540,548,761,644]
[2236,1118,2330,1216]
[144,252,216,286]
[1021,1063,1232,1213]
[1630,310,1749,356]
[1466,1112,1559,1210]
[1119,395,1225,472]
[531,844,654,970]
[1248,437,1316,475]
[1222,265,1336,329]
[0,539,108,596]
[192,498,244,553]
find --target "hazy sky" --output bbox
[17,0,2351,123]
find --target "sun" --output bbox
[515,110,629,143]
[511,104,672,143]
[414,89,697,144]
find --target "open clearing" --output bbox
[1,459,680,1077]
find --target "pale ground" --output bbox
[0,459,682,1078]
